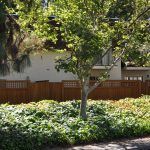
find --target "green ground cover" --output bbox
[0,97,149,150]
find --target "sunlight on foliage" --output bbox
[0,97,149,150]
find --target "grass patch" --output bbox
[0,97,150,150]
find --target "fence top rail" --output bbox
[62,80,142,88]
[0,80,30,82]
[62,80,142,82]
[0,80,30,88]
[0,79,149,89]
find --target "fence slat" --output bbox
[146,80,150,95]
[49,82,62,101]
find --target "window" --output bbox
[124,76,143,81]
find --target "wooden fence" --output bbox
[0,80,30,104]
[0,80,149,104]
[62,80,142,100]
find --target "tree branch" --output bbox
[127,7,150,30]
[91,6,150,68]
[87,46,126,94]
[88,6,149,92]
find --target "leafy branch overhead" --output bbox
[0,0,149,118]
[46,0,150,118]
[0,0,149,77]
[0,0,44,76]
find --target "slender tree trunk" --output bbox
[80,88,88,119]
[80,78,89,119]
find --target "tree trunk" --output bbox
[80,79,89,119]
[80,89,88,119]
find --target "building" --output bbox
[122,67,150,81]
[0,50,149,82]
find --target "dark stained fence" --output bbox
[62,80,81,101]
[91,80,141,100]
[31,81,50,102]
[49,82,62,101]
[0,80,149,104]
[146,80,150,95]
[62,80,141,100]
[141,82,146,95]
[0,80,30,104]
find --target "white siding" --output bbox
[109,60,122,80]
[0,52,77,82]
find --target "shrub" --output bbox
[0,97,149,150]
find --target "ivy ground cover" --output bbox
[0,97,149,150]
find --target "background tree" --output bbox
[46,0,150,119]
[0,0,45,76]
[123,46,150,67]
[107,0,150,67]
[0,1,29,75]
[1,0,149,119]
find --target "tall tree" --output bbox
[1,0,149,119]
[0,1,30,75]
[0,0,44,76]
[47,0,149,119]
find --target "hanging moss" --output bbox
[12,54,31,73]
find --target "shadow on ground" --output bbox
[41,137,150,150]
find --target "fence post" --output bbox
[27,80,31,103]
[138,81,142,97]
[61,81,64,101]
[0,80,7,102]
[146,80,148,95]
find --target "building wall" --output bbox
[122,70,150,81]
[109,60,122,80]
[0,52,77,82]
[0,51,122,82]
[91,60,122,80]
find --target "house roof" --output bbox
[92,65,118,70]
[123,67,150,71]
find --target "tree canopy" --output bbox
[0,0,149,118]
[47,0,149,118]
[0,1,30,75]
[0,0,45,76]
